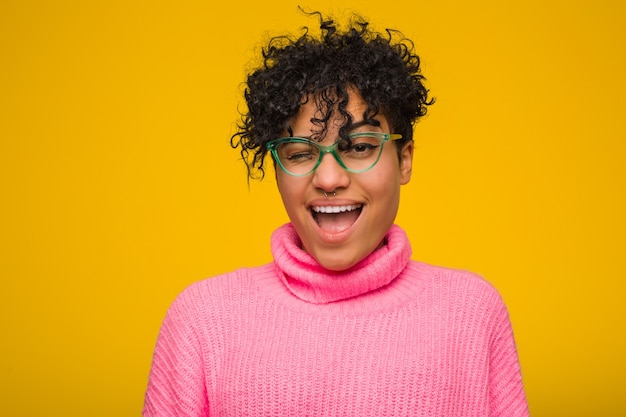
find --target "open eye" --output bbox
[351,142,378,153]
[340,134,381,158]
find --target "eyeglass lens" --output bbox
[275,134,385,175]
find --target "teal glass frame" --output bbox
[266,132,403,176]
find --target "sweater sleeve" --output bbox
[143,288,210,417]
[488,299,530,417]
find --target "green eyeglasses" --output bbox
[266,132,402,176]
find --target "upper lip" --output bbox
[308,198,364,211]
[311,204,362,213]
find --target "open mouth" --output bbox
[310,204,363,233]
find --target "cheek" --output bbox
[365,161,402,196]
[276,175,306,208]
[276,171,293,194]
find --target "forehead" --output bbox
[297,89,368,118]
[289,89,387,136]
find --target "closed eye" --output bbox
[286,151,315,161]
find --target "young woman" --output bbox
[143,12,529,417]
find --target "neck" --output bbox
[271,224,412,304]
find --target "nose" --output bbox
[311,151,350,193]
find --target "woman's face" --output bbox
[275,89,413,271]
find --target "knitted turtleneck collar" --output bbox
[270,223,412,304]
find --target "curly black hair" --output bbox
[231,10,434,180]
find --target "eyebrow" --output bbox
[347,119,382,131]
[285,119,382,140]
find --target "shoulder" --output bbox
[407,260,500,293]
[405,260,507,313]
[165,264,273,321]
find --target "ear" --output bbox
[399,140,414,185]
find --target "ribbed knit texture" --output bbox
[144,224,529,416]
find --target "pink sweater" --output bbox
[144,224,529,416]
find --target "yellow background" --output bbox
[1,0,624,416]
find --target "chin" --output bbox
[313,252,361,272]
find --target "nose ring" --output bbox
[323,191,336,197]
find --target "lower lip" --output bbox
[312,207,363,243]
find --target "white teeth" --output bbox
[311,204,362,213]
